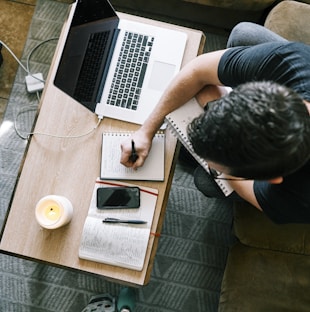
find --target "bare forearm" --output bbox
[120,50,227,168]
[140,50,226,139]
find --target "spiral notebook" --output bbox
[100,132,165,181]
[165,98,233,196]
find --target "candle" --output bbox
[35,195,73,229]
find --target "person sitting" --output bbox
[120,22,310,224]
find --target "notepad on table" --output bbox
[100,132,165,181]
[79,179,158,271]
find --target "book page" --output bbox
[79,216,150,270]
[100,132,165,181]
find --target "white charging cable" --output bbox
[14,106,103,140]
[1,38,103,140]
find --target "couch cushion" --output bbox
[264,0,310,44]
[233,201,310,255]
[0,44,3,68]
[219,242,310,312]
[183,0,276,11]
[110,0,267,31]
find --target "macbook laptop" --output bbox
[54,0,187,125]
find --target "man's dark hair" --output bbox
[188,81,310,179]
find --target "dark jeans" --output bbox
[194,166,245,201]
[226,22,287,47]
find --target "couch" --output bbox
[0,45,2,68]
[110,0,278,33]
[218,2,310,311]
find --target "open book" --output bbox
[100,132,165,181]
[79,179,158,271]
[165,98,233,196]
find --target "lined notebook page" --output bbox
[165,98,233,196]
[100,132,165,181]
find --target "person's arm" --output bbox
[227,179,263,211]
[120,49,227,169]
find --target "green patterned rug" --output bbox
[0,1,233,311]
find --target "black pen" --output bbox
[102,218,147,224]
[129,139,138,163]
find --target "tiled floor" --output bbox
[0,0,37,123]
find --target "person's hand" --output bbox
[120,129,153,170]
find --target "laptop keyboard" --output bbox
[74,31,110,102]
[106,31,154,110]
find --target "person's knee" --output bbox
[227,22,287,48]
[194,166,225,198]
[227,22,258,47]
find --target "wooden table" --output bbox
[0,10,205,286]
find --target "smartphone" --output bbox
[97,186,140,209]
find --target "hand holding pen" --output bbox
[120,131,153,169]
[129,139,138,163]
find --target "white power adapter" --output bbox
[25,73,45,93]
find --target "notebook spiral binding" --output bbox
[103,130,165,136]
[165,112,233,196]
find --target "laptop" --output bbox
[54,0,187,125]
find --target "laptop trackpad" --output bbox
[148,61,176,91]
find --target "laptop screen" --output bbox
[72,0,116,26]
[54,0,119,112]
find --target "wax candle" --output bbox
[35,195,73,229]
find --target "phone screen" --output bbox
[97,187,140,209]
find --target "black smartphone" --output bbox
[97,186,140,209]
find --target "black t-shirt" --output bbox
[217,42,310,223]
